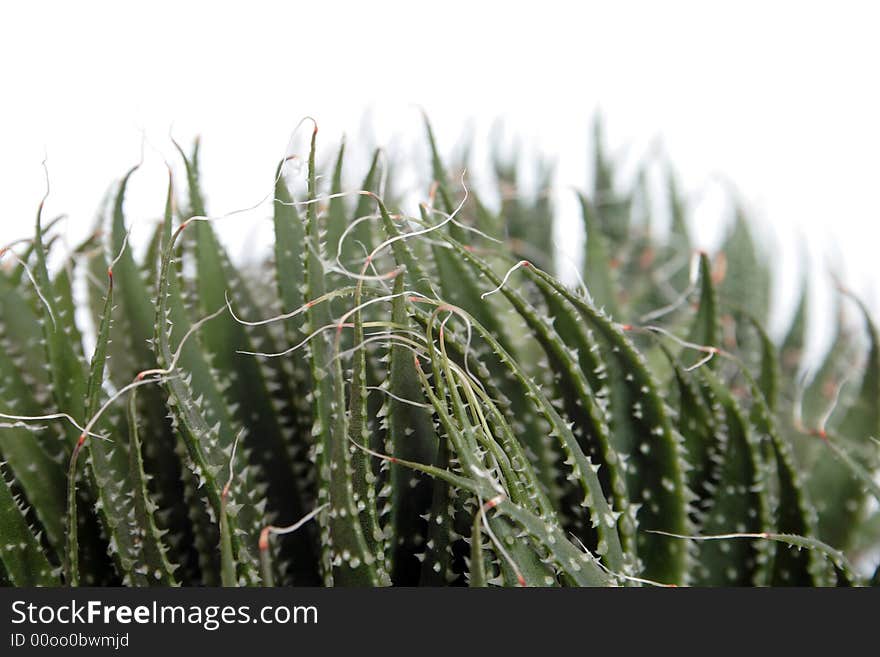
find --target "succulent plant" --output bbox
[0,116,877,587]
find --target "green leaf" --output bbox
[386,275,437,584]
[743,370,829,585]
[438,237,633,568]
[469,508,487,587]
[126,390,178,585]
[590,115,630,245]
[686,253,720,367]
[579,192,620,317]
[324,138,348,259]
[299,127,386,586]
[0,462,58,586]
[811,295,880,549]
[108,166,196,579]
[0,271,51,389]
[32,199,114,586]
[525,266,691,584]
[182,159,317,584]
[0,335,67,554]
[718,211,770,325]
[154,174,259,586]
[33,199,87,446]
[780,280,809,377]
[821,436,880,507]
[410,297,631,581]
[77,253,155,586]
[345,149,383,264]
[273,159,306,312]
[736,311,781,413]
[345,271,386,574]
[663,349,723,515]
[694,369,771,586]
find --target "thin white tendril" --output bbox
[430,303,484,393]
[0,422,47,432]
[610,572,677,588]
[330,331,427,367]
[278,189,372,210]
[438,311,482,392]
[108,227,132,272]
[480,260,531,300]
[794,370,851,438]
[0,247,56,328]
[421,204,503,245]
[352,240,393,293]
[222,428,246,498]
[647,529,768,541]
[331,173,470,284]
[236,291,426,360]
[478,494,526,586]
[639,251,702,323]
[224,287,354,328]
[79,375,179,441]
[684,351,716,372]
[648,529,852,573]
[376,148,389,200]
[0,412,106,440]
[262,503,329,540]
[817,376,849,436]
[365,386,433,410]
[633,324,722,370]
[344,432,430,475]
[238,323,349,359]
[569,534,673,587]
[552,237,593,303]
[138,305,226,379]
[171,116,317,227]
[334,290,421,335]
[597,560,675,588]
[335,212,382,269]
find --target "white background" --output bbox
[2,1,878,363]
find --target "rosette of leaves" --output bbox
[0,117,876,588]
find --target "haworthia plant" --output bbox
[0,117,877,587]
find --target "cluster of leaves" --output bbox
[1,118,877,587]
